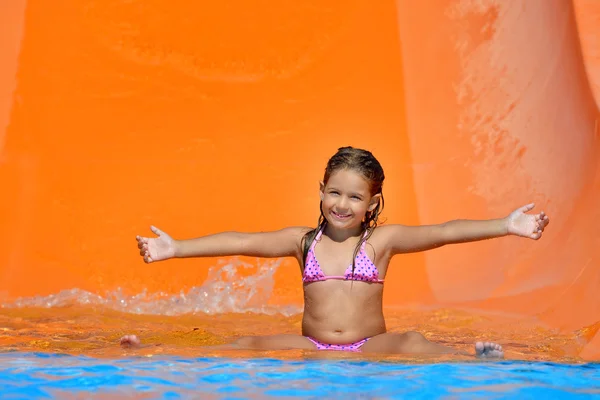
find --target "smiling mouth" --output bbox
[331,211,351,219]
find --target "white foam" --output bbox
[1,258,302,317]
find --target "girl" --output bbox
[126,146,549,357]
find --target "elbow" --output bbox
[236,232,255,256]
[436,223,456,246]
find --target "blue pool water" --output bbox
[0,352,598,399]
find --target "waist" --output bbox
[302,325,386,345]
[302,310,386,344]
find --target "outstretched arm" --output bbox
[136,226,309,263]
[382,203,550,255]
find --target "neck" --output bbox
[323,223,364,243]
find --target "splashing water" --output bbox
[1,258,302,317]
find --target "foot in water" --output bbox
[475,341,504,358]
[120,335,141,348]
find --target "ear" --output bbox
[319,181,325,201]
[368,194,381,212]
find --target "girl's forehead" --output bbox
[326,169,370,190]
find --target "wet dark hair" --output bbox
[302,146,385,274]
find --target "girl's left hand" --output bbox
[506,203,550,240]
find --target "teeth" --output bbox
[334,212,349,218]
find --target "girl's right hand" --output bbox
[136,226,176,263]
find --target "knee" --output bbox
[402,331,427,345]
[391,331,428,353]
[234,336,260,348]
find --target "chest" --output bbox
[313,240,374,274]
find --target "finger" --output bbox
[518,203,535,213]
[150,225,163,236]
[139,249,145,256]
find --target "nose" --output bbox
[336,196,350,211]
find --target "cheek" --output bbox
[321,197,334,209]
[352,202,370,214]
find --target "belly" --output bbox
[301,281,386,344]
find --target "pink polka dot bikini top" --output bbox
[303,227,384,284]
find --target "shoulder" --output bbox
[281,226,314,237]
[277,226,317,247]
[367,224,411,248]
[369,224,409,238]
[281,226,317,260]
[257,226,313,242]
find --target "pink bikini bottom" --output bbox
[306,336,370,352]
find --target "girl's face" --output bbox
[320,169,380,230]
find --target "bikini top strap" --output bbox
[310,225,324,251]
[360,228,370,248]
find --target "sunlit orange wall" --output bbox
[1,1,599,356]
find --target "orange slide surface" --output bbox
[1,1,599,361]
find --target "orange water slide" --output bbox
[1,1,599,358]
